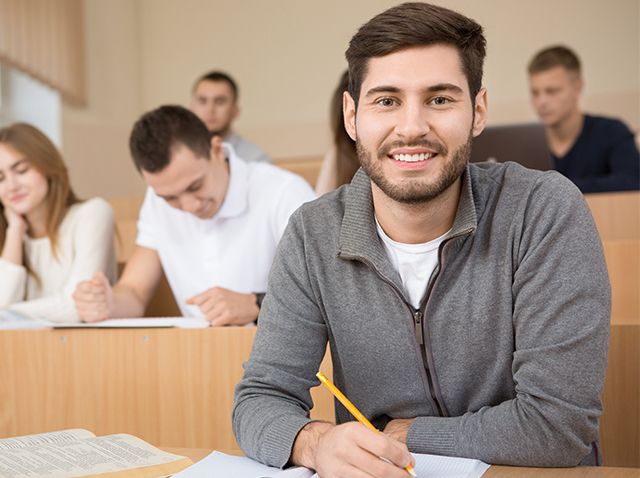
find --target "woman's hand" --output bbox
[1,206,28,265]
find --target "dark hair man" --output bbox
[233,3,609,476]
[528,45,639,192]
[74,106,314,325]
[190,70,271,163]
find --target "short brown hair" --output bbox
[345,2,486,106]
[129,105,211,173]
[193,70,238,102]
[528,45,581,76]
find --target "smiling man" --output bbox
[73,105,314,325]
[233,2,610,475]
[528,46,639,192]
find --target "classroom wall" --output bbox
[62,0,640,198]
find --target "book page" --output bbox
[0,433,191,478]
[0,429,95,451]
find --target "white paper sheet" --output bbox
[173,450,490,478]
[51,317,209,328]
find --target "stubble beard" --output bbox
[356,133,473,205]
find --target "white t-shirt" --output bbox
[376,219,449,309]
[0,198,117,322]
[136,145,316,317]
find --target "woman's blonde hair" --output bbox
[0,123,80,262]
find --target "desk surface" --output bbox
[164,447,640,477]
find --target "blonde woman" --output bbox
[0,123,116,322]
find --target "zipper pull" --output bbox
[414,310,424,345]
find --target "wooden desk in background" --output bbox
[164,447,640,477]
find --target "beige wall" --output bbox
[62,0,640,198]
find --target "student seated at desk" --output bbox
[528,45,640,193]
[233,3,610,475]
[74,106,315,325]
[0,123,116,322]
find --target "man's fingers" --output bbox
[357,431,413,472]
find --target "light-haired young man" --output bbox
[528,45,639,192]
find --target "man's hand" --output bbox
[291,421,414,478]
[383,418,413,443]
[73,271,113,322]
[186,287,259,326]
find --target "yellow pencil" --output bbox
[316,372,417,477]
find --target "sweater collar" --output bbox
[338,165,479,271]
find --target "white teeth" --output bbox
[392,153,434,162]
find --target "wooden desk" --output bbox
[165,447,640,477]
[0,327,333,452]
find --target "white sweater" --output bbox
[0,198,117,322]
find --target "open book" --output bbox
[173,450,490,478]
[0,429,192,478]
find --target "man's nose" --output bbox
[180,194,201,214]
[395,103,430,139]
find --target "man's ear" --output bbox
[343,91,357,141]
[210,135,225,162]
[472,87,488,138]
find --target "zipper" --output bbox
[415,227,475,415]
[340,253,446,417]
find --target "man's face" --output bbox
[141,142,229,220]
[190,80,238,136]
[344,45,486,204]
[529,66,582,128]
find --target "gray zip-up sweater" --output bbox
[233,162,610,468]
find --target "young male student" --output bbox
[73,106,314,325]
[190,71,271,163]
[528,45,639,193]
[233,2,610,475]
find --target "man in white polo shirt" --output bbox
[73,105,315,325]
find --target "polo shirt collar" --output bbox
[214,143,249,220]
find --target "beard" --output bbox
[356,132,472,205]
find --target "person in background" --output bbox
[190,70,271,163]
[0,123,116,322]
[315,70,359,195]
[233,2,609,475]
[73,106,314,325]
[528,45,639,193]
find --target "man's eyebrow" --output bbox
[426,83,464,94]
[364,85,401,97]
[158,177,203,201]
